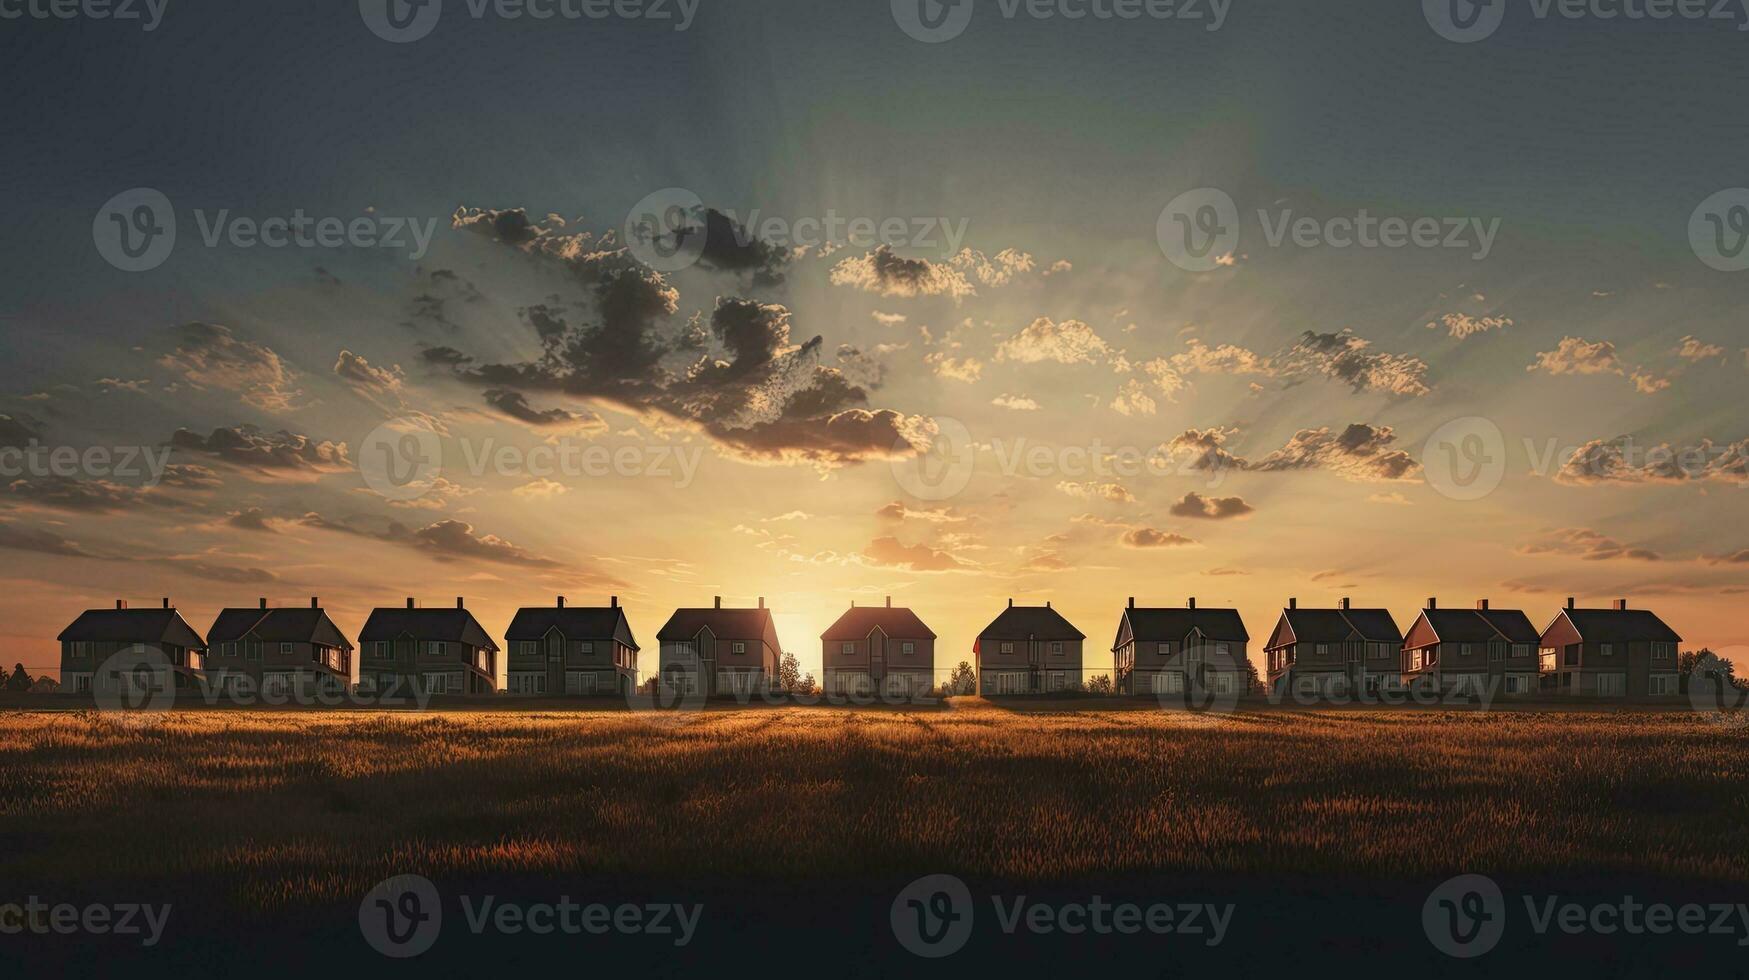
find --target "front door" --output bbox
[869,629,886,685]
[546,629,564,694]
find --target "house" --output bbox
[57,599,207,696]
[820,597,935,698]
[358,598,499,696]
[974,599,1085,695]
[504,596,639,696]
[1538,597,1683,697]
[1400,598,1541,698]
[1263,597,1403,696]
[205,597,355,699]
[1111,597,1249,697]
[656,597,781,697]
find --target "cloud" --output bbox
[863,535,972,572]
[871,311,908,326]
[483,388,604,430]
[169,425,351,474]
[1674,336,1726,362]
[1164,427,1247,473]
[1168,491,1254,519]
[926,352,984,382]
[996,318,1113,365]
[0,520,97,557]
[1517,527,1662,562]
[991,394,1039,411]
[1057,481,1136,503]
[829,245,974,300]
[334,350,406,397]
[158,323,304,412]
[0,414,41,447]
[159,464,223,489]
[1110,378,1157,417]
[950,248,1036,287]
[1276,329,1430,397]
[511,478,569,499]
[393,519,562,568]
[1022,551,1072,571]
[1527,336,1622,376]
[5,476,148,513]
[1368,491,1413,505]
[877,501,965,523]
[1554,435,1749,486]
[1429,313,1512,339]
[226,507,281,532]
[1121,527,1197,548]
[169,559,279,584]
[1247,424,1422,482]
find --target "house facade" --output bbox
[357,598,499,696]
[205,598,354,699]
[1112,597,1249,697]
[656,597,781,697]
[1264,598,1403,696]
[1538,598,1683,697]
[504,596,639,696]
[820,598,935,697]
[57,599,207,696]
[1400,599,1540,697]
[975,600,1085,694]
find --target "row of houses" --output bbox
[54,593,1687,699]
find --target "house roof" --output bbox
[1560,607,1682,644]
[57,608,206,648]
[208,607,353,649]
[1117,607,1248,651]
[977,604,1085,641]
[1416,607,1539,645]
[505,605,639,650]
[656,607,781,650]
[359,607,499,651]
[1280,607,1402,644]
[821,605,936,641]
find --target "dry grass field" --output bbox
[3,701,1746,915]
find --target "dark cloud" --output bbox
[0,520,96,557]
[334,350,405,396]
[1518,527,1662,562]
[158,323,303,412]
[5,476,147,513]
[1121,527,1197,548]
[169,425,351,473]
[0,414,42,447]
[226,508,278,532]
[1168,491,1254,520]
[483,388,602,429]
[1277,329,1430,397]
[159,464,223,489]
[420,346,474,367]
[1555,436,1749,486]
[863,535,972,572]
[394,518,562,568]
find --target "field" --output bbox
[4,700,1748,912]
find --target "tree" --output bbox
[947,661,977,696]
[777,651,801,692]
[4,663,29,692]
[1244,658,1263,695]
[1086,673,1114,695]
[796,672,817,696]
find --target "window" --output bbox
[519,641,538,656]
[1409,650,1424,671]
[1458,643,1473,658]
[1505,675,1528,694]
[842,642,855,656]
[1315,643,1328,657]
[1513,643,1533,659]
[1345,644,1361,664]
[901,642,914,655]
[1600,643,1615,658]
[280,643,295,656]
[732,642,746,654]
[1160,642,1174,657]
[1652,642,1675,662]
[1216,642,1231,658]
[426,641,446,658]
[1488,643,1505,663]
[1648,674,1678,695]
[245,642,262,661]
[575,641,593,656]
[1051,641,1064,657]
[1000,642,1014,654]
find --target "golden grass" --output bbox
[1,704,1745,910]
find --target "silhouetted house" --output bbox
[1400,598,1540,697]
[504,596,639,696]
[1538,597,1682,697]
[975,599,1085,695]
[57,599,207,696]
[358,598,499,696]
[821,597,936,697]
[656,597,781,697]
[1264,598,1403,696]
[205,597,354,699]
[1112,597,1250,697]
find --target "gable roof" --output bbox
[57,608,206,648]
[1415,607,1538,645]
[977,604,1085,641]
[359,607,499,651]
[657,607,781,650]
[1560,607,1681,644]
[821,605,935,641]
[505,605,639,650]
[208,607,352,649]
[1116,607,1248,651]
[1275,606,1402,645]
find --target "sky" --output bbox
[4,0,1749,682]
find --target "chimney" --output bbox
[1476,599,1489,611]
[714,596,722,609]
[1008,598,1014,608]
[1566,596,1576,610]
[1187,597,1196,610]
[455,597,464,609]
[259,597,268,609]
[1288,597,1297,609]
[610,596,618,608]
[1128,597,1135,609]
[1340,597,1352,610]
[1426,597,1436,610]
[407,597,416,609]
[886,596,892,608]
[162,598,171,609]
[850,600,855,608]
[758,596,765,609]
[1613,598,1628,611]
[115,599,126,610]
[1046,600,1052,608]
[556,596,565,609]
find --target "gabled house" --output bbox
[821,597,935,697]
[1538,597,1683,697]
[974,599,1085,695]
[1263,597,1403,696]
[1111,597,1249,697]
[205,597,354,699]
[1400,598,1540,697]
[358,598,499,696]
[656,596,781,697]
[504,595,639,696]
[57,599,207,695]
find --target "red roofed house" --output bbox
[1538,597,1683,697]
